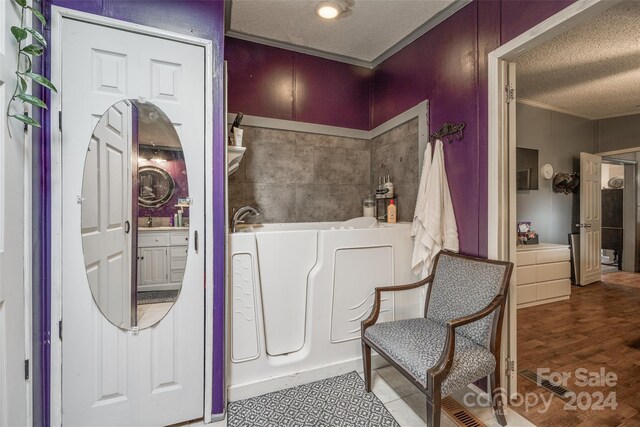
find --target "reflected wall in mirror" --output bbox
[81,99,189,330]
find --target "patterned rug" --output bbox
[228,371,400,427]
[137,290,179,305]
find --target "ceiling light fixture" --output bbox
[316,0,352,20]
[316,2,340,19]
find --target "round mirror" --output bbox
[81,99,189,330]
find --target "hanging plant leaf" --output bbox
[17,75,28,93]
[20,51,33,73]
[14,0,27,7]
[10,114,41,128]
[17,93,47,109]
[22,43,44,56]
[25,28,46,47]
[27,7,46,26]
[25,72,57,92]
[11,26,28,42]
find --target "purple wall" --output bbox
[226,0,574,258]
[225,37,372,130]
[40,0,226,423]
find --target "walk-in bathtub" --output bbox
[228,221,421,400]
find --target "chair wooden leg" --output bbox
[489,371,507,426]
[426,393,441,427]
[362,341,372,392]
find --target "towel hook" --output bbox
[430,122,466,143]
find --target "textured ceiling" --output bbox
[515,1,640,120]
[228,0,457,63]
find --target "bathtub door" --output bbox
[58,17,205,426]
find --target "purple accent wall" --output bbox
[372,0,575,257]
[40,0,226,423]
[225,37,372,130]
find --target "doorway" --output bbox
[490,0,640,424]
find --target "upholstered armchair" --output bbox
[361,251,513,427]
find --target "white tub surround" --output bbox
[228,222,420,400]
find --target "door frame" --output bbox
[487,0,618,399]
[49,7,214,425]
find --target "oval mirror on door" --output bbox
[81,99,189,330]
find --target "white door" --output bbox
[60,18,205,426]
[580,152,602,286]
[0,1,29,425]
[82,102,133,329]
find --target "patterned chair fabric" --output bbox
[364,318,496,397]
[427,253,507,347]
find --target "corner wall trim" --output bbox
[227,100,429,144]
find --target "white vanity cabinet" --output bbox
[137,229,189,292]
[516,243,571,308]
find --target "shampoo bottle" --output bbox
[384,175,394,197]
[387,199,397,223]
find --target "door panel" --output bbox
[580,152,602,286]
[61,18,205,426]
[0,0,28,424]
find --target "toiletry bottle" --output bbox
[173,213,178,227]
[169,216,174,227]
[177,211,183,227]
[384,175,394,197]
[387,200,397,223]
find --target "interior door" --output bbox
[60,18,205,426]
[0,1,29,425]
[579,152,602,285]
[82,102,133,329]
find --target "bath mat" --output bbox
[227,371,399,427]
[137,290,179,305]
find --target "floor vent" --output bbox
[519,369,571,398]
[442,397,486,427]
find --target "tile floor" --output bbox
[202,366,536,427]
[136,302,173,328]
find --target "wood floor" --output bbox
[515,272,640,427]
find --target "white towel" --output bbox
[411,142,432,237]
[412,139,459,277]
[411,143,433,275]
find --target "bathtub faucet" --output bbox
[232,206,261,232]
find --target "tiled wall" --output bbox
[229,121,419,224]
[229,127,371,223]
[371,119,420,223]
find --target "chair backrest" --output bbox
[426,252,512,347]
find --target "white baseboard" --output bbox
[227,355,389,401]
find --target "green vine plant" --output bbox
[6,0,57,136]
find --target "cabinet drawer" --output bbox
[170,232,189,246]
[536,248,570,264]
[170,246,188,270]
[516,265,536,285]
[536,262,570,282]
[517,284,537,304]
[516,251,536,266]
[170,269,185,283]
[138,232,169,247]
[537,279,571,300]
